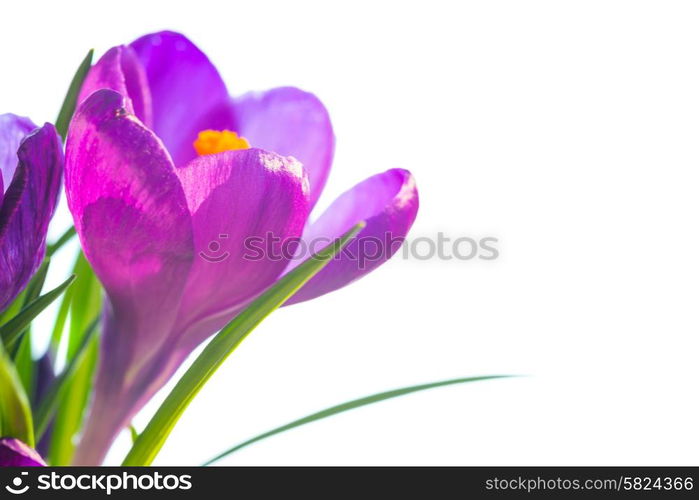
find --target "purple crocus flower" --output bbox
[68,31,418,464]
[0,115,63,313]
[0,438,46,467]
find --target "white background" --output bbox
[1,0,698,465]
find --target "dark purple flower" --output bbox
[0,116,63,313]
[68,31,418,464]
[0,438,46,467]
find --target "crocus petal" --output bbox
[285,169,418,305]
[130,31,230,163]
[0,114,34,240]
[235,87,334,209]
[78,46,153,127]
[173,148,310,346]
[0,438,45,466]
[0,122,63,312]
[0,114,35,195]
[66,90,195,465]
[66,88,195,366]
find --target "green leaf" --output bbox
[0,275,76,351]
[0,257,49,330]
[203,375,512,465]
[0,289,26,328]
[122,222,365,466]
[0,342,34,446]
[66,253,102,358]
[55,49,93,141]
[47,226,77,257]
[22,259,50,306]
[13,334,35,404]
[34,319,99,440]
[48,338,98,465]
[48,283,73,359]
[129,424,139,444]
[11,259,51,395]
[48,252,102,465]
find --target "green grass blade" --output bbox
[0,252,50,328]
[0,290,26,328]
[34,319,99,440]
[48,338,98,465]
[11,258,51,394]
[203,375,512,465]
[47,226,77,257]
[48,251,89,359]
[48,284,73,359]
[122,222,365,466]
[22,259,50,305]
[0,342,34,446]
[13,334,35,404]
[48,252,102,465]
[65,253,102,358]
[55,49,93,141]
[129,424,139,444]
[0,275,75,350]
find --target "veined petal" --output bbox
[285,169,418,305]
[0,114,35,196]
[174,148,310,346]
[66,90,196,465]
[0,438,45,466]
[235,87,334,209]
[130,31,230,163]
[0,165,26,243]
[65,88,194,380]
[78,45,153,127]
[0,123,63,312]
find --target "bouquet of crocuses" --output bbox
[0,31,504,467]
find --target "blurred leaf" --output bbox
[204,375,512,465]
[0,275,75,351]
[48,338,97,465]
[34,319,98,440]
[122,222,365,466]
[55,49,93,141]
[47,252,102,465]
[0,342,34,446]
[13,334,34,405]
[66,254,102,358]
[0,253,50,331]
[129,424,139,444]
[48,254,82,359]
[0,289,26,328]
[22,259,50,306]
[47,226,77,257]
[48,285,73,360]
[11,258,51,395]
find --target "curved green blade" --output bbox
[0,342,34,446]
[203,375,512,465]
[10,259,50,397]
[48,252,102,465]
[47,226,77,257]
[34,319,99,440]
[0,275,76,350]
[122,222,365,466]
[129,424,139,444]
[55,49,93,141]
